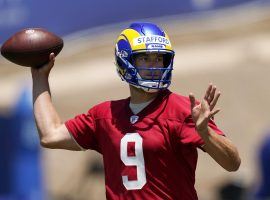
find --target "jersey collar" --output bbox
[125,89,171,119]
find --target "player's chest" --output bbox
[96,118,172,154]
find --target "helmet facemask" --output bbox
[130,52,173,92]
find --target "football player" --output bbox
[31,22,241,200]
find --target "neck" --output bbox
[129,85,159,104]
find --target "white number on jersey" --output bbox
[120,133,146,190]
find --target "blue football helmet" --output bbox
[115,22,175,92]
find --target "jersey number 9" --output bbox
[120,133,146,190]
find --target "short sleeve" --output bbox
[65,108,99,150]
[180,115,224,147]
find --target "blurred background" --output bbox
[1,0,270,199]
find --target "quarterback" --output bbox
[31,22,241,200]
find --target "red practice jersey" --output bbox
[65,90,224,200]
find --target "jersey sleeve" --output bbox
[179,115,224,147]
[65,108,99,151]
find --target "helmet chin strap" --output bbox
[142,87,160,93]
[130,82,161,93]
[139,80,160,90]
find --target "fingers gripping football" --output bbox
[31,53,55,78]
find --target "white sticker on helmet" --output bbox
[133,35,171,47]
[147,44,166,49]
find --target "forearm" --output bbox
[32,76,62,144]
[198,127,241,172]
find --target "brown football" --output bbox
[1,28,64,67]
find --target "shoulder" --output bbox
[88,98,129,118]
[162,91,192,120]
[168,91,191,106]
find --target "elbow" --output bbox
[40,136,55,149]
[38,128,59,149]
[40,138,50,148]
[226,157,241,172]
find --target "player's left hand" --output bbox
[189,84,221,133]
